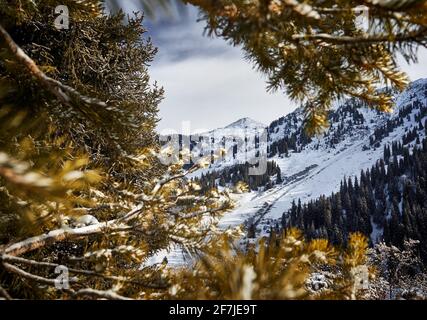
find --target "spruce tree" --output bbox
[0,1,233,299]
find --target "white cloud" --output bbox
[152,49,296,132]
[146,7,427,132]
[399,47,427,82]
[150,15,297,132]
[153,48,427,132]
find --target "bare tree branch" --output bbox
[3,261,134,299]
[169,205,227,219]
[1,254,166,289]
[291,28,427,45]
[2,262,77,287]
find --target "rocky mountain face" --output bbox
[154,79,427,266]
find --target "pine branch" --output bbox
[169,205,227,219]
[0,24,107,110]
[1,254,166,289]
[291,28,427,45]
[0,284,12,300]
[73,288,133,300]
[3,205,142,257]
[0,152,61,195]
[150,163,201,198]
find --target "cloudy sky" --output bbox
[118,1,427,133]
[142,5,296,134]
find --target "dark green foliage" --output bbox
[284,135,427,262]
[195,160,282,192]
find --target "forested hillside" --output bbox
[195,161,282,192]
[2,0,427,301]
[283,135,427,260]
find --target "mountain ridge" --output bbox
[152,78,427,266]
[194,77,427,235]
[224,117,266,130]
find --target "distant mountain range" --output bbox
[154,78,427,266]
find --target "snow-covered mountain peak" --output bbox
[408,77,427,88]
[395,78,427,111]
[154,78,427,267]
[224,117,266,130]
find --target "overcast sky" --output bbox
[117,1,427,133]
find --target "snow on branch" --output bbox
[4,205,143,257]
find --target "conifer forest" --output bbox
[1,0,427,304]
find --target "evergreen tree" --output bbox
[0,1,233,299]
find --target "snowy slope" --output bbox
[224,117,266,130]
[222,78,427,238]
[150,78,427,266]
